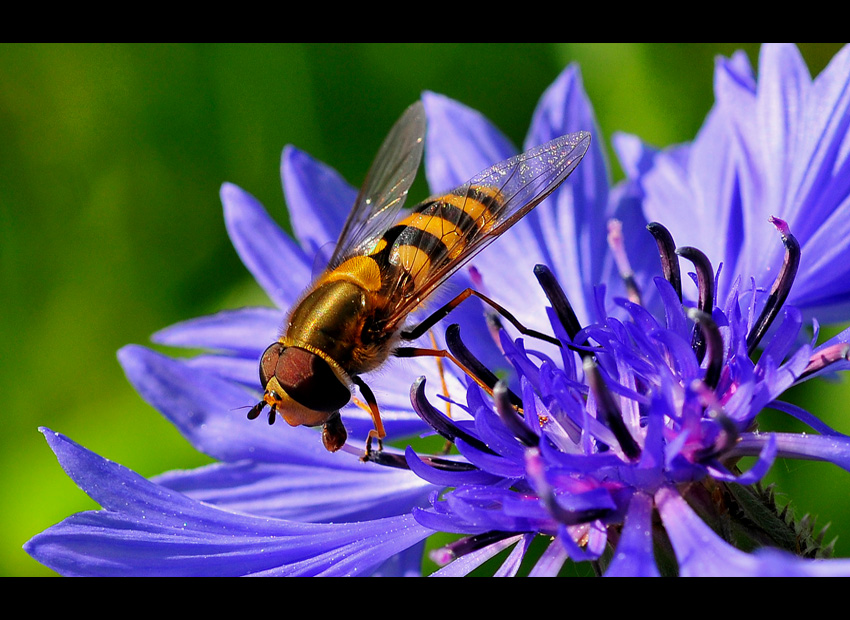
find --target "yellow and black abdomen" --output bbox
[374,186,503,299]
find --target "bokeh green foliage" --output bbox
[1,43,846,576]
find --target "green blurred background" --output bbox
[2,43,847,576]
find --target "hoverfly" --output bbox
[248,100,590,454]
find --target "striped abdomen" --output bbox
[373,185,504,298]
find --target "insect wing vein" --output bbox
[329,101,426,268]
[384,130,591,327]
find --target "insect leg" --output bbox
[400,288,560,347]
[394,345,500,398]
[351,376,386,458]
[428,329,452,418]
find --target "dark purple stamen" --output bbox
[363,449,479,472]
[687,308,723,390]
[799,343,850,381]
[676,246,715,362]
[526,447,613,526]
[583,358,641,460]
[647,222,683,302]
[493,381,538,447]
[695,412,740,461]
[432,530,519,565]
[746,217,801,355]
[533,264,583,343]
[410,376,497,455]
[446,324,522,409]
[363,450,410,469]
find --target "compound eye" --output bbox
[259,342,286,387]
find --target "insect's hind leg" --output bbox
[394,345,490,393]
[400,287,560,347]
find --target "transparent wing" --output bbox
[385,130,592,326]
[328,101,426,268]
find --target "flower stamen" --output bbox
[746,217,801,355]
[410,376,496,455]
[533,264,584,346]
[584,358,641,460]
[445,324,522,408]
[676,246,715,362]
[647,222,683,301]
[687,308,724,390]
[494,381,539,447]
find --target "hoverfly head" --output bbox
[251,342,352,438]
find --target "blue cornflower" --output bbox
[409,256,850,575]
[25,44,850,577]
[404,44,850,575]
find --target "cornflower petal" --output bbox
[603,492,660,577]
[281,145,356,259]
[430,534,527,577]
[152,459,433,523]
[151,307,282,355]
[730,431,850,472]
[422,90,516,192]
[657,486,850,577]
[221,182,311,309]
[24,429,433,577]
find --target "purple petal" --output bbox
[153,457,434,523]
[281,145,357,260]
[221,182,312,309]
[730,431,850,473]
[493,533,533,576]
[404,446,504,487]
[24,429,433,576]
[181,353,258,388]
[523,65,611,324]
[657,485,850,576]
[604,491,660,576]
[151,306,283,355]
[422,90,516,193]
[527,538,568,576]
[656,485,763,576]
[431,534,525,577]
[755,44,810,221]
[767,400,844,436]
[612,132,658,181]
[789,43,850,239]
